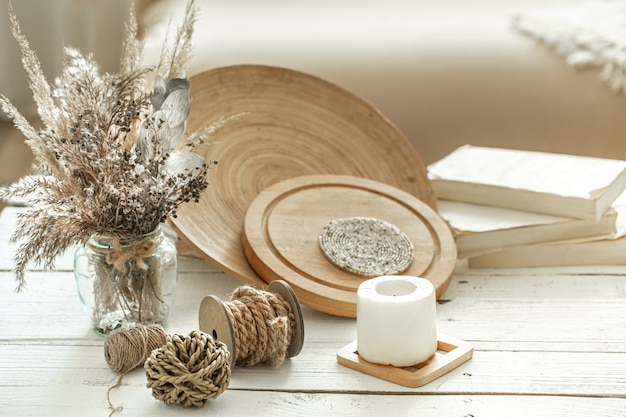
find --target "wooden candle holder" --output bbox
[337,334,473,388]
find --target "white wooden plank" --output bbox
[3,270,625,352]
[3,272,624,351]
[1,342,625,396]
[436,297,626,352]
[0,270,242,340]
[446,263,626,299]
[1,389,624,417]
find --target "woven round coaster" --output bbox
[319,217,414,277]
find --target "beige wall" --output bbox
[0,0,129,118]
[140,0,626,164]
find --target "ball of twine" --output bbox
[103,324,169,416]
[104,324,168,374]
[144,330,231,408]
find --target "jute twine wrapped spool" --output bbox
[198,280,305,370]
[222,285,295,367]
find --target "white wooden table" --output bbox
[1,206,625,416]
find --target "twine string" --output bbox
[105,236,157,270]
[104,324,168,374]
[103,324,168,416]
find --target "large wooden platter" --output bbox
[171,65,436,285]
[242,175,456,317]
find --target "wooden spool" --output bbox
[170,64,436,286]
[198,280,305,366]
[242,174,457,318]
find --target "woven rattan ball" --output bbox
[144,330,231,408]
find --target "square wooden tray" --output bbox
[337,334,473,388]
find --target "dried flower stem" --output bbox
[156,0,197,80]
[0,0,234,292]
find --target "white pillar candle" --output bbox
[357,275,437,367]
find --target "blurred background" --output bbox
[0,0,132,187]
[3,0,626,190]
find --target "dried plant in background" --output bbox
[0,0,233,326]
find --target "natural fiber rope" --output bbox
[88,235,158,271]
[144,330,231,408]
[223,286,296,368]
[105,236,157,270]
[104,324,168,374]
[103,324,168,416]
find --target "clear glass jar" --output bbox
[74,226,177,335]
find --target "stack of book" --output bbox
[427,145,626,268]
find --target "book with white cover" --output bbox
[428,145,626,221]
[466,201,626,268]
[438,199,620,258]
[467,235,626,268]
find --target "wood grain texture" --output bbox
[242,175,456,317]
[2,388,625,417]
[170,65,435,287]
[337,334,473,388]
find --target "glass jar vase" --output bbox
[74,226,177,335]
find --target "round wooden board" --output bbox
[170,65,436,285]
[242,175,457,317]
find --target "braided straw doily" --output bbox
[319,216,414,276]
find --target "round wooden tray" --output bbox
[171,64,436,286]
[242,175,456,317]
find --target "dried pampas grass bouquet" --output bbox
[0,0,234,333]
